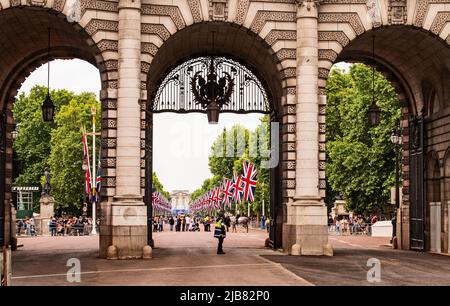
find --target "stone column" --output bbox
[109,0,148,259]
[284,0,332,256]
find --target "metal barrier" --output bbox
[328,223,373,236]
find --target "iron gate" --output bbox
[409,117,425,250]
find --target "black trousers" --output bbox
[217,237,224,254]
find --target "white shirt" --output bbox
[186,216,191,224]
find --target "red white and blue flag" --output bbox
[221,179,233,208]
[231,171,244,204]
[82,130,91,195]
[242,160,257,202]
[214,187,223,209]
[208,190,215,209]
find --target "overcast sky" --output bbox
[19,59,263,193]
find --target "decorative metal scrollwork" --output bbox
[152,57,271,114]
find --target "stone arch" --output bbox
[146,22,285,117]
[0,5,118,249]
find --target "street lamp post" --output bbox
[390,125,402,246]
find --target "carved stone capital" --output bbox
[295,0,321,11]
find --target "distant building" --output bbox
[171,190,190,215]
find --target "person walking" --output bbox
[176,216,181,232]
[181,215,186,232]
[204,215,210,232]
[214,211,226,255]
[49,217,57,236]
[169,216,174,231]
[335,217,341,235]
[159,215,164,232]
[185,215,191,231]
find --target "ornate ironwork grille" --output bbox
[152,57,271,114]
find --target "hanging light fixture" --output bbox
[190,32,235,124]
[367,34,380,126]
[42,27,55,122]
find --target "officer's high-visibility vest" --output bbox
[214,219,225,238]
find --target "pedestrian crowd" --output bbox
[152,214,205,232]
[16,216,98,236]
[328,214,380,235]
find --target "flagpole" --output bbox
[262,199,265,217]
[91,107,97,235]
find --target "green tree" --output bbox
[48,93,100,215]
[208,125,249,180]
[13,86,100,215]
[193,116,271,217]
[13,86,68,189]
[326,64,401,214]
[153,172,170,200]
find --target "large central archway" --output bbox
[145,22,287,249]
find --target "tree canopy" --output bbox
[325,64,401,215]
[13,86,100,215]
[191,116,270,216]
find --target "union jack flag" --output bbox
[82,130,91,195]
[214,187,223,209]
[231,171,244,204]
[91,160,101,203]
[242,160,257,202]
[221,179,233,208]
[209,190,215,209]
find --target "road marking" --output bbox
[348,243,365,248]
[258,255,314,286]
[12,263,274,280]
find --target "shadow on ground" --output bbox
[262,247,450,285]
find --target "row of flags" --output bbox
[82,126,101,203]
[189,160,257,213]
[152,192,172,213]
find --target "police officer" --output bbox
[214,211,226,255]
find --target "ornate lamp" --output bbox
[368,101,380,126]
[191,56,235,124]
[11,123,19,140]
[42,27,55,122]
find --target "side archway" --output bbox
[0,5,117,251]
[320,20,450,251]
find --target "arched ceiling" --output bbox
[0,8,99,107]
[337,26,450,116]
